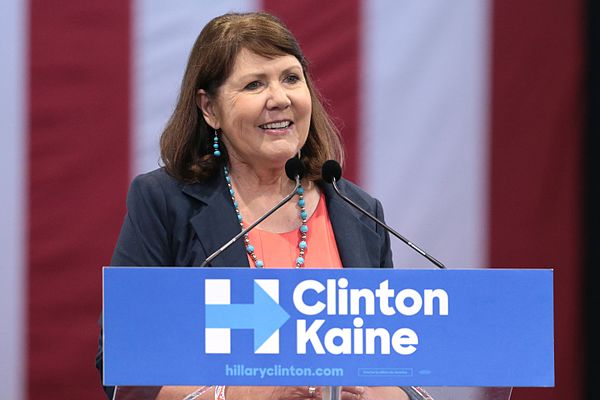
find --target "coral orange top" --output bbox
[246,193,342,269]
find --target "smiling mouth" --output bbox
[259,120,293,129]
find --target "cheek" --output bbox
[296,91,312,121]
[303,99,313,119]
[233,99,264,127]
[217,94,248,126]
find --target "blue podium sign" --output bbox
[103,268,553,387]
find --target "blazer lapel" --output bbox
[322,182,381,268]
[182,174,250,268]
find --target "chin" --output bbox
[261,144,299,161]
[260,151,298,168]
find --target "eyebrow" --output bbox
[237,65,303,82]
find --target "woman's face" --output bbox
[200,48,312,170]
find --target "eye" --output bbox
[284,74,301,84]
[244,81,262,90]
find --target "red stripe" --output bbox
[489,1,584,399]
[27,1,131,398]
[261,0,361,182]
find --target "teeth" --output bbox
[261,121,291,129]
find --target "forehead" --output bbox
[228,48,303,78]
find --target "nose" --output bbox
[266,83,291,110]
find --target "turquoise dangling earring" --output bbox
[213,130,221,157]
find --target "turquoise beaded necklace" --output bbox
[224,166,308,268]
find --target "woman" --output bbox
[97,11,415,400]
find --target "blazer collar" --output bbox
[182,172,250,268]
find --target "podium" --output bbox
[103,268,554,400]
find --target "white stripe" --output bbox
[0,0,27,399]
[133,0,259,177]
[362,0,491,269]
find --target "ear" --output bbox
[197,89,220,129]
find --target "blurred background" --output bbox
[0,0,597,399]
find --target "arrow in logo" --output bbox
[205,281,290,351]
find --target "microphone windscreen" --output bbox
[285,157,305,180]
[322,160,342,183]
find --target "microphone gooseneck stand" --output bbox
[329,176,445,269]
[321,160,445,400]
[321,386,342,400]
[200,158,304,267]
[200,175,300,267]
[321,160,446,270]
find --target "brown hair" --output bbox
[159,12,344,183]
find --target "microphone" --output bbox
[200,157,305,267]
[321,160,446,269]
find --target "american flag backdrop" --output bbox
[0,1,585,400]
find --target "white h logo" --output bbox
[204,279,287,354]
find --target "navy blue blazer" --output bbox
[110,167,393,268]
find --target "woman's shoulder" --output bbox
[328,178,381,208]
[130,167,183,193]
[127,167,223,212]
[335,178,373,197]
[123,168,178,214]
